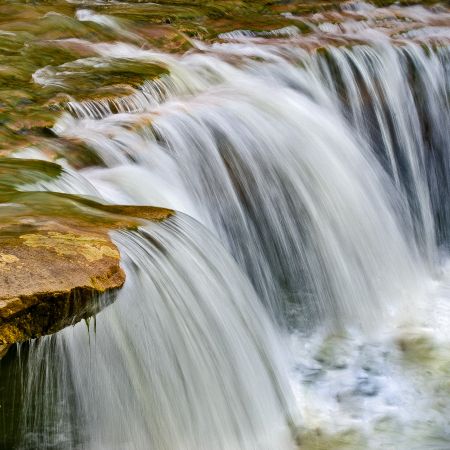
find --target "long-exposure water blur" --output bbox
[0,1,449,449]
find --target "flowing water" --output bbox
[0,1,450,449]
[17,217,298,450]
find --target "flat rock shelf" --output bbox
[0,193,174,344]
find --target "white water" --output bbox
[11,2,450,449]
[21,217,298,450]
[50,40,426,329]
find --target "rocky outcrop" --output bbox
[0,220,124,343]
[0,186,174,344]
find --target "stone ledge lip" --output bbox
[0,198,175,344]
[0,220,125,344]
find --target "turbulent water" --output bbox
[1,1,450,449]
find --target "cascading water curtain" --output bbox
[308,44,450,262]
[1,2,449,449]
[12,216,299,450]
[53,40,430,329]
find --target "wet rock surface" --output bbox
[0,219,124,344]
[0,159,174,343]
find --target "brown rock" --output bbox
[0,219,124,344]
[0,190,174,344]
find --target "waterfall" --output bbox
[308,44,450,262]
[16,216,298,450]
[2,2,449,449]
[51,38,429,328]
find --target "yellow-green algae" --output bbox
[20,231,120,262]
